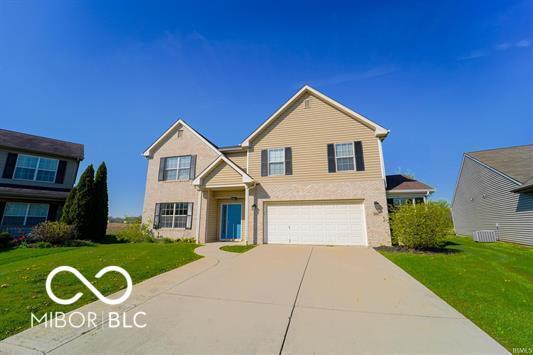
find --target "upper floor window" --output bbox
[163,156,191,180]
[335,143,355,171]
[13,155,59,182]
[1,202,49,227]
[327,141,365,173]
[268,148,285,176]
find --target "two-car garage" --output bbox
[265,201,367,246]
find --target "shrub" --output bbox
[0,232,12,250]
[94,162,109,241]
[29,241,52,249]
[60,186,77,225]
[72,165,95,240]
[177,237,196,244]
[390,202,453,250]
[64,239,96,247]
[116,223,155,243]
[159,237,175,244]
[29,221,74,245]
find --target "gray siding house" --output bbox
[452,145,533,246]
[0,129,84,235]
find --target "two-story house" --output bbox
[142,86,393,246]
[0,129,84,235]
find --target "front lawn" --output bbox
[0,243,201,340]
[379,236,532,351]
[220,244,256,253]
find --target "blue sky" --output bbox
[1,1,531,217]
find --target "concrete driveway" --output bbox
[1,244,507,354]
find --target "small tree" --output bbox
[390,202,453,249]
[60,186,77,224]
[94,162,109,240]
[72,165,95,240]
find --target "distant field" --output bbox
[106,222,127,235]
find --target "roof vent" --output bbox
[304,98,310,109]
[177,129,184,138]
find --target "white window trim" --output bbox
[13,154,59,183]
[159,202,192,229]
[164,156,192,181]
[267,148,285,176]
[1,202,49,226]
[334,142,356,172]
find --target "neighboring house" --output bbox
[452,145,533,246]
[385,174,435,210]
[0,129,84,235]
[142,85,393,246]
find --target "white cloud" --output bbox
[516,39,530,47]
[495,43,511,51]
[310,66,396,87]
[460,39,530,60]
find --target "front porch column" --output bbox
[195,188,203,243]
[244,185,249,244]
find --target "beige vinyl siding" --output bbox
[452,156,533,245]
[225,151,247,171]
[213,190,245,199]
[206,190,218,242]
[203,161,243,186]
[248,93,383,183]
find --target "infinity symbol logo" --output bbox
[45,266,133,305]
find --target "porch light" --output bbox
[374,201,383,213]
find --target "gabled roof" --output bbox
[0,129,84,160]
[241,85,389,147]
[193,155,253,186]
[143,119,221,158]
[385,174,435,192]
[466,144,533,185]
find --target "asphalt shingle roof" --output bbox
[0,129,84,160]
[385,174,434,191]
[467,144,533,184]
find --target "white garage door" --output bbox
[266,201,366,246]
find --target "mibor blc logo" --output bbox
[31,266,146,329]
[46,266,133,305]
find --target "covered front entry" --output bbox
[220,203,242,240]
[265,201,367,246]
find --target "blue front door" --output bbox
[221,204,241,240]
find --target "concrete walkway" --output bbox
[0,244,508,354]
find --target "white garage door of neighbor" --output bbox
[266,201,367,246]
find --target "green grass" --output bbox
[0,243,202,340]
[379,236,532,351]
[220,245,256,253]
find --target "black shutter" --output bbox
[327,144,336,173]
[2,153,18,179]
[47,204,59,221]
[186,202,193,229]
[189,155,197,180]
[261,150,268,176]
[153,203,161,229]
[158,158,166,181]
[354,141,365,171]
[0,201,5,222]
[284,147,292,175]
[55,160,67,184]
